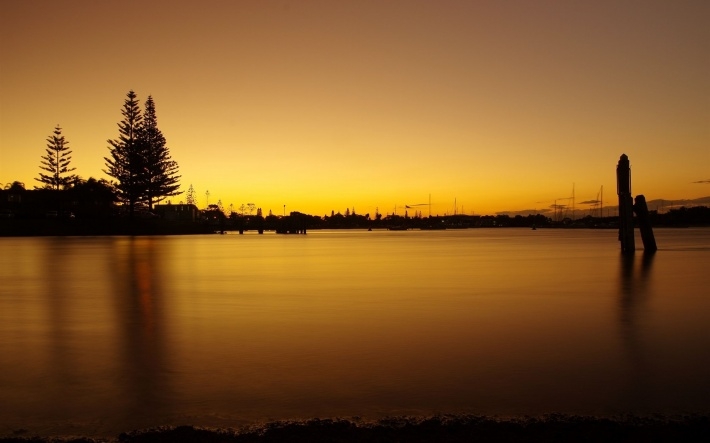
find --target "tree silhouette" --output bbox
[35,125,76,190]
[68,177,118,218]
[4,181,26,191]
[104,90,144,215]
[186,184,197,206]
[139,95,181,209]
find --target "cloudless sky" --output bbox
[1,0,708,216]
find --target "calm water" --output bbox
[1,228,709,437]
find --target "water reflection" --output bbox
[42,239,81,420]
[108,237,173,426]
[2,230,710,437]
[617,251,655,409]
[618,252,655,326]
[41,237,94,409]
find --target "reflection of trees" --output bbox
[37,237,120,424]
[109,237,172,425]
[42,238,79,412]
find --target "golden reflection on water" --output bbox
[108,237,173,428]
[1,229,709,437]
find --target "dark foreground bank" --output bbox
[3,415,709,443]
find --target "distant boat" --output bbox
[420,224,446,230]
[388,226,408,231]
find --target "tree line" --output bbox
[35,90,181,215]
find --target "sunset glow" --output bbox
[1,0,708,216]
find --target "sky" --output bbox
[1,0,708,217]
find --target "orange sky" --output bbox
[1,0,708,216]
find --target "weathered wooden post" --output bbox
[634,194,657,253]
[616,154,635,254]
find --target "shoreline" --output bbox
[3,414,709,443]
[1,223,708,238]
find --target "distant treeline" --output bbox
[648,205,710,227]
[1,181,709,235]
[213,205,710,232]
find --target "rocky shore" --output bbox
[3,414,709,443]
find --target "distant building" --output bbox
[154,203,199,222]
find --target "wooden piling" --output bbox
[634,194,657,253]
[617,154,635,254]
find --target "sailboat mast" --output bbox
[600,185,604,219]
[572,183,575,220]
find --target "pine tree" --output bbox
[36,125,76,190]
[104,90,144,215]
[186,184,197,206]
[139,95,181,209]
